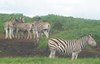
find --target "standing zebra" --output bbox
[4,17,15,39]
[46,35,96,60]
[12,18,33,39]
[33,17,51,41]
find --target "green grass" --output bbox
[36,37,50,48]
[0,57,99,64]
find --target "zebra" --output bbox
[46,35,97,60]
[16,17,27,39]
[12,18,33,39]
[4,17,15,39]
[33,17,51,41]
[17,17,35,39]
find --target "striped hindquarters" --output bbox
[48,38,76,55]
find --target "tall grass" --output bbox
[0,57,99,64]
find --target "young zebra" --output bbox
[46,35,97,60]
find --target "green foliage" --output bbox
[0,57,99,64]
[36,37,50,48]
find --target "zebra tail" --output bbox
[45,43,49,52]
[30,24,33,33]
[8,25,9,33]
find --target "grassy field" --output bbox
[0,57,100,64]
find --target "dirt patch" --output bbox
[0,33,100,58]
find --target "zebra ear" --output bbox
[88,34,93,38]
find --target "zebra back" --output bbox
[48,38,76,55]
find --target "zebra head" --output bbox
[12,17,19,25]
[10,17,16,25]
[22,18,25,23]
[88,35,96,47]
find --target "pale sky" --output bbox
[0,0,100,20]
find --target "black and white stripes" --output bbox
[47,35,96,60]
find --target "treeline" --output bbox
[0,13,100,42]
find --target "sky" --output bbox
[0,0,100,20]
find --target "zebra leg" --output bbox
[24,32,27,39]
[36,31,39,41]
[11,29,14,38]
[9,28,12,39]
[72,51,80,60]
[75,50,81,59]
[13,30,16,38]
[18,32,21,39]
[23,32,26,39]
[49,50,56,58]
[5,29,8,39]
[27,30,32,39]
[29,32,32,39]
[52,51,56,58]
[33,31,36,39]
[12,31,14,38]
[75,53,79,59]
[27,32,29,39]
[72,52,76,60]
[15,29,18,38]
[32,29,35,39]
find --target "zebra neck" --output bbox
[78,38,88,49]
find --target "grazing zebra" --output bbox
[46,35,96,60]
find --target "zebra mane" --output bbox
[9,17,13,21]
[78,34,91,40]
[77,35,90,49]
[14,18,20,23]
[38,17,41,20]
[37,17,42,22]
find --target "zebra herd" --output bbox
[4,17,97,60]
[4,17,51,41]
